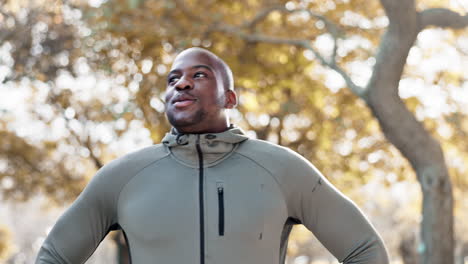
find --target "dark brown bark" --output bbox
[458,242,468,264]
[399,232,419,264]
[366,1,455,263]
[419,8,468,29]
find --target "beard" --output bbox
[166,107,206,129]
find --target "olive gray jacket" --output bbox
[36,127,389,264]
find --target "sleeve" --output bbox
[35,161,121,264]
[282,150,389,264]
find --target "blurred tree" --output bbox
[0,0,88,202]
[0,223,13,261]
[1,0,467,263]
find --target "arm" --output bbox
[36,162,119,264]
[35,144,167,263]
[284,151,389,263]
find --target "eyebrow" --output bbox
[168,64,215,76]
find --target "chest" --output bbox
[117,155,288,245]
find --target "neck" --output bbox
[173,124,232,135]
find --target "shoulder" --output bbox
[237,138,292,156]
[89,144,169,189]
[105,144,169,171]
[236,138,306,166]
[236,138,322,184]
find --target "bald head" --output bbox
[174,47,234,91]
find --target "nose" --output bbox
[175,76,193,91]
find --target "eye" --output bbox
[168,76,180,85]
[194,72,207,78]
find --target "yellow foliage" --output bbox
[241,92,260,112]
[3,0,467,260]
[289,225,312,244]
[0,224,13,261]
[417,0,451,9]
[269,11,282,23]
[403,97,422,113]
[461,118,468,133]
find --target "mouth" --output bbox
[172,94,197,108]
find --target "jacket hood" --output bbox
[162,126,249,168]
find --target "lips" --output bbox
[174,100,196,108]
[172,94,197,108]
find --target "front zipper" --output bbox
[195,135,205,264]
[217,182,225,236]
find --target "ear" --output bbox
[224,90,237,109]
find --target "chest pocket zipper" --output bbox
[217,182,225,236]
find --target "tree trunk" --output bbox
[365,1,455,263]
[399,231,419,264]
[455,241,468,264]
[419,167,453,264]
[367,91,454,264]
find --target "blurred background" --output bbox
[0,0,467,263]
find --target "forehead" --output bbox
[170,51,218,71]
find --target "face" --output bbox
[164,50,235,133]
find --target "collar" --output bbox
[162,126,249,167]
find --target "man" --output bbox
[36,47,389,263]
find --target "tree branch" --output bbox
[84,134,104,169]
[215,24,365,97]
[213,5,360,94]
[172,0,204,22]
[380,0,416,23]
[241,4,343,39]
[241,4,285,28]
[419,8,468,29]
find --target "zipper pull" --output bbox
[217,182,225,236]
